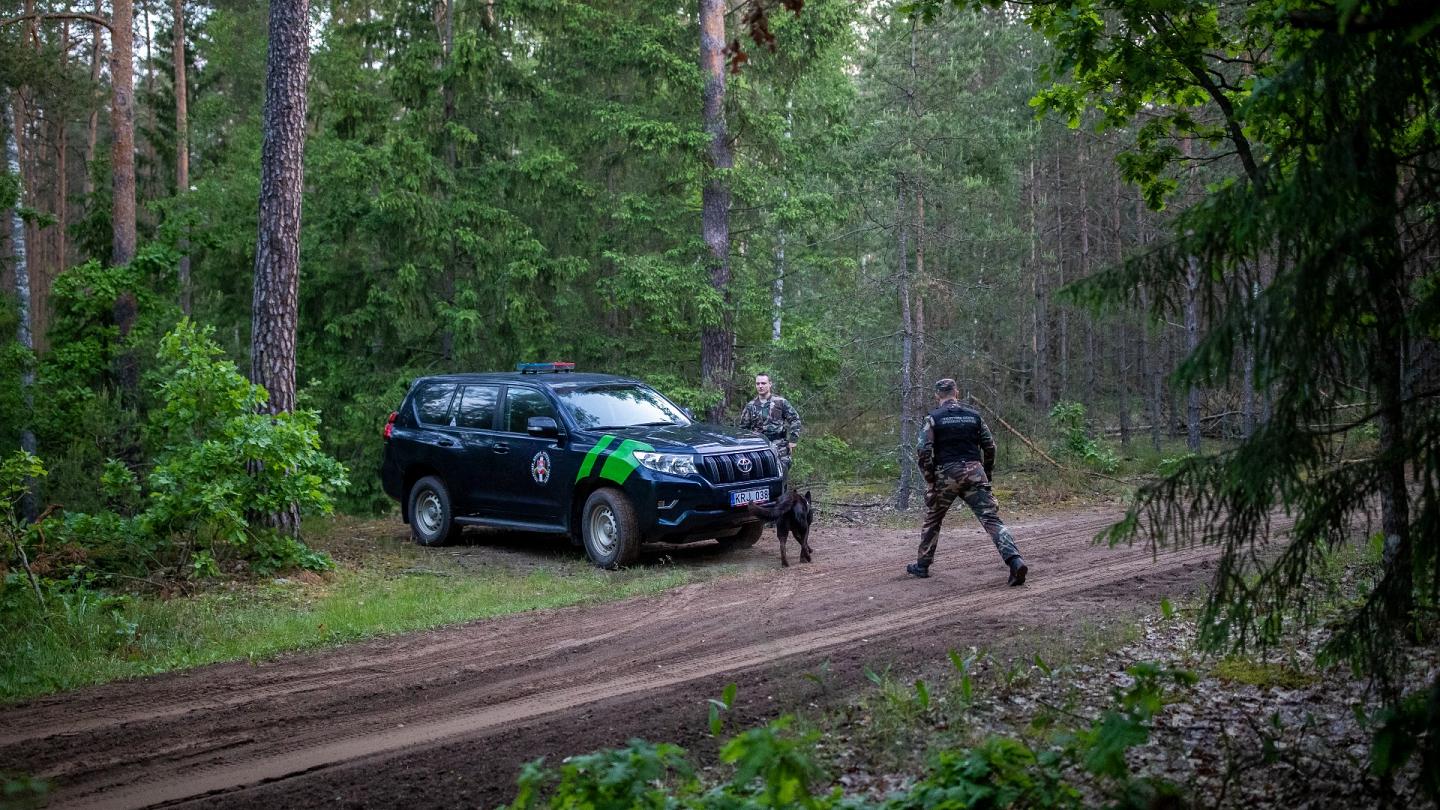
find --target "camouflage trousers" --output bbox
[917,461,1021,566]
[769,438,793,478]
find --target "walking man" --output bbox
[908,378,1028,585]
[738,372,802,477]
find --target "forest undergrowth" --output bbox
[502,541,1438,809]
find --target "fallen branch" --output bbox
[969,397,1131,486]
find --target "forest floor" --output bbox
[3,506,1431,809]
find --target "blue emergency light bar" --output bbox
[516,361,576,374]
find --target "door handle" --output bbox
[491,443,509,454]
[437,438,455,447]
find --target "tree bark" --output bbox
[174,0,191,313]
[1030,152,1050,410]
[6,93,38,521]
[1184,253,1201,451]
[84,0,104,199]
[914,188,925,389]
[897,177,914,510]
[252,0,309,417]
[698,0,733,421]
[110,0,137,266]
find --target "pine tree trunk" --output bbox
[250,0,310,535]
[1184,253,1201,451]
[1031,155,1049,410]
[914,188,925,394]
[174,0,191,314]
[438,0,457,361]
[771,98,790,345]
[1054,151,1068,400]
[110,0,137,266]
[897,177,914,510]
[85,0,103,199]
[698,0,733,421]
[1141,284,1162,451]
[252,0,310,417]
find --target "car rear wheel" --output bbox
[409,476,460,546]
[717,521,764,550]
[581,488,640,569]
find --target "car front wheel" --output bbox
[581,488,640,569]
[409,476,460,546]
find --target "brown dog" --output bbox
[747,488,813,567]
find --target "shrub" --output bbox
[1048,402,1119,474]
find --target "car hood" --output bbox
[578,423,769,453]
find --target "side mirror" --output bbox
[682,407,695,420]
[527,416,561,438]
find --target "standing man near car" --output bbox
[908,378,1028,586]
[738,372,802,477]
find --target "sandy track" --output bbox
[3,508,1222,809]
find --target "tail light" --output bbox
[383,411,397,440]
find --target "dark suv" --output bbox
[380,366,784,567]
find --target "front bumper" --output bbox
[631,475,783,543]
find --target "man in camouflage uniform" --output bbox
[738,372,802,477]
[908,378,1028,586]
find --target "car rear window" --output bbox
[413,382,457,425]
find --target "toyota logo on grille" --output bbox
[736,456,753,474]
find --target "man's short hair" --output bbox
[934,378,957,394]
[755,372,772,382]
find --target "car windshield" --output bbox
[554,384,691,430]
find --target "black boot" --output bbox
[1007,556,1028,587]
[906,562,930,578]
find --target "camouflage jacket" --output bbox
[738,395,802,444]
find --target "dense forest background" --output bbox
[0,0,1246,517]
[2,0,1437,788]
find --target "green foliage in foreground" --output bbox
[0,560,693,702]
[503,663,1194,810]
[0,321,348,611]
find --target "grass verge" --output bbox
[0,516,726,703]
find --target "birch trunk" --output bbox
[6,94,38,520]
[174,0,191,313]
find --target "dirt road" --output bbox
[3,508,1221,809]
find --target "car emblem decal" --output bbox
[736,456,753,474]
[531,451,552,485]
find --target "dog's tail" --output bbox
[746,499,789,520]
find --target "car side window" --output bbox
[414,382,458,426]
[503,387,557,433]
[456,385,500,429]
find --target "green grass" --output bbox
[0,518,720,703]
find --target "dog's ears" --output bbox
[804,490,812,502]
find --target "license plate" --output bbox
[730,487,770,507]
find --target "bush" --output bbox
[1048,402,1119,474]
[3,320,348,594]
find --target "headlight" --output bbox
[633,451,697,477]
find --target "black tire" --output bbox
[581,488,640,569]
[718,521,764,550]
[409,476,460,546]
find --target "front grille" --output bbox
[701,449,779,484]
